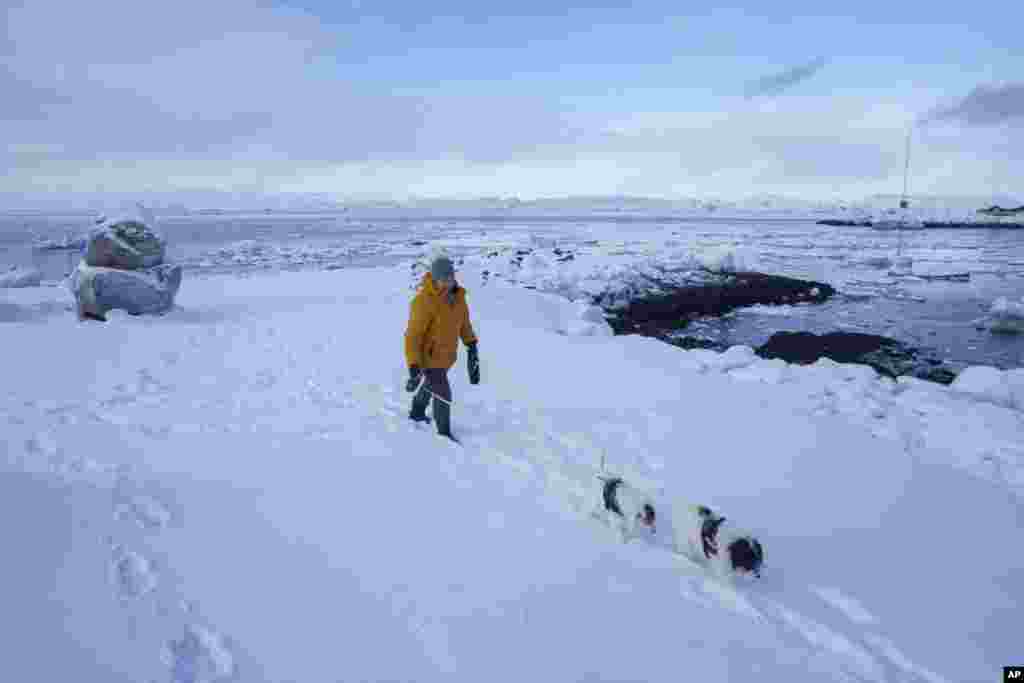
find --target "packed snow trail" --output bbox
[3,266,1021,682]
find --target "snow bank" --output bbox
[0,266,43,288]
[461,243,751,308]
[950,365,1024,410]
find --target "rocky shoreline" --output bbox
[595,270,958,384]
[603,272,835,335]
[817,218,1024,230]
[470,244,961,385]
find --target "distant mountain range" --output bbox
[2,191,1020,215]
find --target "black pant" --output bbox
[410,368,452,435]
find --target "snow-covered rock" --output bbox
[950,366,1015,409]
[564,302,614,337]
[85,209,166,270]
[985,296,1024,334]
[0,267,43,288]
[70,261,182,318]
[695,245,759,273]
[705,344,758,372]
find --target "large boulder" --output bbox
[70,261,182,319]
[84,214,166,270]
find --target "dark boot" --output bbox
[409,383,431,422]
[433,395,453,438]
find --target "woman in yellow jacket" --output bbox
[404,256,479,440]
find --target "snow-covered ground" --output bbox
[2,261,1022,683]
[0,265,43,288]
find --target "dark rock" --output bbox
[605,272,835,335]
[755,331,957,384]
[817,219,873,227]
[664,336,730,353]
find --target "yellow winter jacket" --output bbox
[405,273,478,370]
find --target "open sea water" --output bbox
[2,210,1023,371]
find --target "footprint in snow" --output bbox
[110,546,158,599]
[25,432,59,457]
[811,586,878,625]
[862,633,951,683]
[115,494,173,530]
[775,606,885,683]
[163,624,236,683]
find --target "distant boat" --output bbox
[976,205,1024,217]
[871,127,922,231]
[871,216,925,231]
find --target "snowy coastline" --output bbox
[2,261,1022,682]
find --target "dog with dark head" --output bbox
[673,504,763,578]
[592,476,763,578]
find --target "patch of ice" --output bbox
[695,245,760,273]
[861,255,893,268]
[985,296,1024,334]
[737,303,803,316]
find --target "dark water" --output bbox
[3,211,1022,370]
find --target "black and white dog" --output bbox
[671,503,763,578]
[595,476,763,578]
[595,476,658,540]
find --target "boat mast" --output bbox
[897,125,912,258]
[900,125,912,209]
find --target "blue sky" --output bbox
[2,0,1022,199]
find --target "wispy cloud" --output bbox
[921,82,1024,126]
[744,57,828,98]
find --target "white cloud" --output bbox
[2,1,1020,199]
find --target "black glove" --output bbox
[467,343,480,385]
[406,366,422,392]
